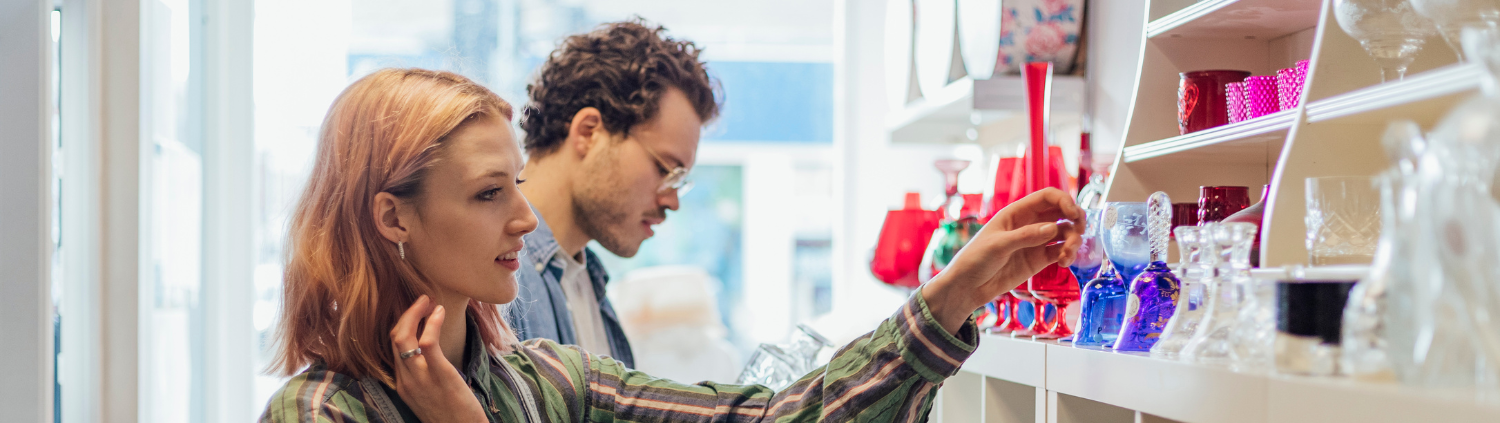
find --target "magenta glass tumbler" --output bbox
[1226,82,1247,124]
[1244,76,1277,119]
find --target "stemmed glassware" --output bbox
[1151,226,1209,359]
[1114,192,1183,352]
[1104,202,1151,284]
[1410,0,1500,62]
[1335,0,1439,81]
[1075,208,1129,348]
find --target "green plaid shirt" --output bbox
[260,293,978,423]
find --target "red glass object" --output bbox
[1008,62,1080,339]
[1197,186,1250,223]
[1030,264,1081,339]
[1179,70,1251,135]
[1077,132,1092,188]
[988,157,1021,220]
[870,193,940,288]
[1222,185,1268,267]
[1171,202,1200,239]
[994,293,1027,333]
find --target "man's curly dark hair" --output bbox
[520,19,721,157]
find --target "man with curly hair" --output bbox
[509,19,719,367]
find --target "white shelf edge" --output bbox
[886,76,974,132]
[1304,63,1484,123]
[1121,109,1296,163]
[958,333,1048,388]
[1145,0,1236,39]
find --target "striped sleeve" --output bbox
[260,369,374,423]
[504,291,978,423]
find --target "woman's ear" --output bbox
[567,107,604,158]
[372,192,410,244]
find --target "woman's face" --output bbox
[398,117,537,305]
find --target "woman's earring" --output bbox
[398,241,406,260]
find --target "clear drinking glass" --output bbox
[1306,176,1382,266]
[1335,0,1439,81]
[736,344,800,390]
[1152,226,1209,359]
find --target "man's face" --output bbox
[572,87,701,257]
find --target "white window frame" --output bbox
[0,1,57,423]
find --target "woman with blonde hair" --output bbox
[261,67,1086,423]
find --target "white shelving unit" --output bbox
[886,75,1087,145]
[937,334,1500,423]
[908,0,1500,422]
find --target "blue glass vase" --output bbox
[1114,192,1183,352]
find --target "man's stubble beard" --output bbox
[572,148,650,258]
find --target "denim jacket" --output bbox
[506,209,635,368]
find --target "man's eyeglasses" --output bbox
[634,140,694,195]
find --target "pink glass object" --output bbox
[1198,186,1251,223]
[1180,70,1252,134]
[1226,82,1247,124]
[1277,68,1296,111]
[870,193,940,288]
[1244,75,1277,119]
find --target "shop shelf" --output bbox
[1044,344,1267,423]
[1304,63,1484,124]
[887,76,1084,145]
[1121,109,1295,164]
[1266,374,1500,423]
[959,333,1048,388]
[1147,0,1322,40]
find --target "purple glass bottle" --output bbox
[1114,192,1183,352]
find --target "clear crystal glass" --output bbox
[1103,202,1151,284]
[1151,226,1208,359]
[1305,176,1382,266]
[1410,0,1500,62]
[1222,223,1274,374]
[1182,223,1247,366]
[736,344,800,390]
[1336,0,1438,81]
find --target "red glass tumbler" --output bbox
[1198,186,1250,223]
[1179,70,1251,135]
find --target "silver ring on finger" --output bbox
[399,347,422,359]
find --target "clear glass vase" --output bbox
[1151,226,1209,359]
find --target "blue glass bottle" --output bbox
[1114,192,1183,352]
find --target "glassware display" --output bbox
[870,193,941,289]
[920,159,977,281]
[1222,185,1268,267]
[1113,192,1182,352]
[1276,280,1358,376]
[1104,202,1151,284]
[1198,186,1251,223]
[1179,70,1252,134]
[1151,226,1209,359]
[1305,176,1382,266]
[1182,222,1256,367]
[1228,227,1277,374]
[993,292,1029,333]
[1410,0,1500,61]
[1335,0,1439,80]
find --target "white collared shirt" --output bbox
[554,250,612,356]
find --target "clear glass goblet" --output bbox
[1336,0,1439,81]
[1409,0,1500,62]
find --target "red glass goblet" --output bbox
[1029,264,1081,339]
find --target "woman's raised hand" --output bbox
[922,188,1086,333]
[390,295,489,423]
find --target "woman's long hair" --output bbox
[270,68,518,385]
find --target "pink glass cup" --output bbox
[1226,82,1247,124]
[1244,75,1277,119]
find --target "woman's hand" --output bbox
[390,295,489,423]
[922,188,1086,333]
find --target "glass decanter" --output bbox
[1335,0,1439,81]
[1152,226,1209,359]
[1113,192,1182,352]
[1410,0,1500,62]
[1182,222,1256,367]
[1226,223,1276,374]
